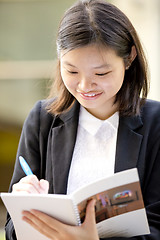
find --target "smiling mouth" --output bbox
[77,91,102,99]
[83,93,98,97]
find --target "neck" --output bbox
[84,103,119,120]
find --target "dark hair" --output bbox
[47,0,149,116]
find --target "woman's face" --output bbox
[60,44,126,119]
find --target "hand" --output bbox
[22,199,99,240]
[12,175,49,194]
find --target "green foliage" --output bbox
[0,130,20,164]
[0,231,5,240]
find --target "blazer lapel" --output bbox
[50,101,80,194]
[48,101,143,194]
[115,115,143,173]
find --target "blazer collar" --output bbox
[115,114,143,174]
[49,101,80,194]
[58,100,80,123]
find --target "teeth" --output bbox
[83,93,96,97]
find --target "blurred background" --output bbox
[0,0,160,238]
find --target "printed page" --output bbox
[97,209,149,238]
[1,193,77,240]
[72,168,150,238]
[72,168,139,204]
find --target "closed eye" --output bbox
[68,70,78,74]
[96,71,112,76]
[96,73,108,76]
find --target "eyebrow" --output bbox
[93,64,111,69]
[62,61,78,68]
[62,61,111,69]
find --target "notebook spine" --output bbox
[73,200,81,225]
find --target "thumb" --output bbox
[83,199,96,226]
[39,179,49,194]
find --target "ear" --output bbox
[125,46,137,70]
[129,45,137,62]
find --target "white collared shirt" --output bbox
[67,106,119,195]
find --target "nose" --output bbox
[78,76,96,92]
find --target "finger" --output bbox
[30,209,66,231]
[12,175,41,193]
[20,175,41,192]
[22,211,58,239]
[12,182,40,194]
[39,180,49,194]
[82,199,99,239]
[83,199,96,226]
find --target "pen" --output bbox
[19,156,33,176]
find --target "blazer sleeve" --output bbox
[101,140,160,239]
[5,101,44,240]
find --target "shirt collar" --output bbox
[79,106,119,136]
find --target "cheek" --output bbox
[103,72,124,92]
[61,73,76,93]
[61,70,70,87]
[117,71,125,90]
[113,70,125,88]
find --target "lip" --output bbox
[77,91,103,100]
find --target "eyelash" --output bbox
[68,71,108,76]
[68,71,78,74]
[67,70,110,76]
[96,73,108,76]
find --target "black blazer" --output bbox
[6,99,160,240]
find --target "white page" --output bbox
[1,193,77,240]
[72,168,139,203]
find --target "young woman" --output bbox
[5,0,160,239]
